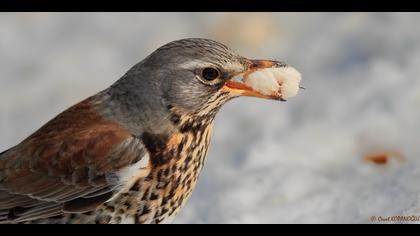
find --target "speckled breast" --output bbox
[94,121,214,224]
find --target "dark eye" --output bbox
[202,67,220,81]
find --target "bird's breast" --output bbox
[101,122,214,224]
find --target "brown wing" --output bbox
[0,97,147,223]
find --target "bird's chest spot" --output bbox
[99,124,214,224]
[134,125,213,223]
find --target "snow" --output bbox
[1,12,420,224]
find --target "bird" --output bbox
[0,38,301,224]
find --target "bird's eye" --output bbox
[202,68,220,81]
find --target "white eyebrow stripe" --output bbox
[178,60,245,74]
[178,61,215,70]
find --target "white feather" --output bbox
[107,152,150,203]
[117,153,150,185]
[119,216,135,224]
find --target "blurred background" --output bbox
[1,12,420,223]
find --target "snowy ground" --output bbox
[1,13,420,224]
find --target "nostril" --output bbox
[249,62,259,69]
[248,60,287,69]
[272,61,287,68]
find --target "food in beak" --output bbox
[244,66,302,99]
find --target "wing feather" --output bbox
[0,97,148,223]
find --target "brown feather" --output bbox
[63,192,114,213]
[0,96,148,223]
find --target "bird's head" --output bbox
[109,38,302,133]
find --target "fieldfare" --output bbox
[0,38,302,224]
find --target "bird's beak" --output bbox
[223,59,302,101]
